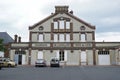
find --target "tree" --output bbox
[0,39,5,51]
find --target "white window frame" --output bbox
[54,34,58,42]
[38,34,43,42]
[66,34,70,42]
[81,34,86,42]
[66,21,70,29]
[59,34,64,42]
[38,51,43,59]
[54,22,58,29]
[59,20,64,29]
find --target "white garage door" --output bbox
[98,51,110,65]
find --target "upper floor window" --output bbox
[54,22,58,29]
[81,34,86,42]
[66,34,70,42]
[66,22,70,29]
[59,34,64,42]
[54,34,58,42]
[59,20,64,29]
[38,34,43,42]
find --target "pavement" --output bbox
[0,65,120,80]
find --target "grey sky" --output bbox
[0,0,120,42]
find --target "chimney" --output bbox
[18,36,21,43]
[69,10,73,14]
[55,6,69,13]
[14,35,18,42]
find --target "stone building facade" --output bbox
[9,6,120,66]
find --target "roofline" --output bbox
[66,13,96,29]
[29,12,96,30]
[29,13,58,30]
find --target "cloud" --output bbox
[0,0,120,42]
[96,32,120,42]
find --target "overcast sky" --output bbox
[0,0,120,42]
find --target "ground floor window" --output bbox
[56,50,67,61]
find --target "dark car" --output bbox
[35,59,46,67]
[50,58,60,67]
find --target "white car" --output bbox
[35,59,47,67]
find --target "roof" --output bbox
[0,32,14,44]
[29,6,95,30]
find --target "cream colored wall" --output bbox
[109,50,115,65]
[66,50,79,66]
[31,33,38,42]
[44,34,51,42]
[31,50,38,65]
[10,50,15,60]
[25,50,29,65]
[44,50,57,65]
[73,33,79,42]
[95,50,99,65]
[87,33,93,42]
[87,50,93,65]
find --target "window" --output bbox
[66,22,70,29]
[56,50,67,61]
[66,34,70,42]
[54,34,58,42]
[39,34,43,42]
[38,51,43,59]
[54,22,58,29]
[81,34,86,42]
[59,34,64,42]
[59,20,64,29]
[59,51,64,61]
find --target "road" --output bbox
[0,66,120,80]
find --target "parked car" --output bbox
[0,61,3,70]
[0,58,17,67]
[35,59,47,67]
[50,58,60,67]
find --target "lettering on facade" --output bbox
[74,43,92,47]
[32,43,50,47]
[53,43,71,47]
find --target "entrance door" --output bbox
[18,55,22,65]
[81,51,87,65]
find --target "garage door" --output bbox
[98,51,110,65]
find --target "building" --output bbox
[0,32,14,57]
[9,6,120,66]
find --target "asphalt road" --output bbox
[0,66,120,80]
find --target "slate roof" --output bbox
[0,32,14,44]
